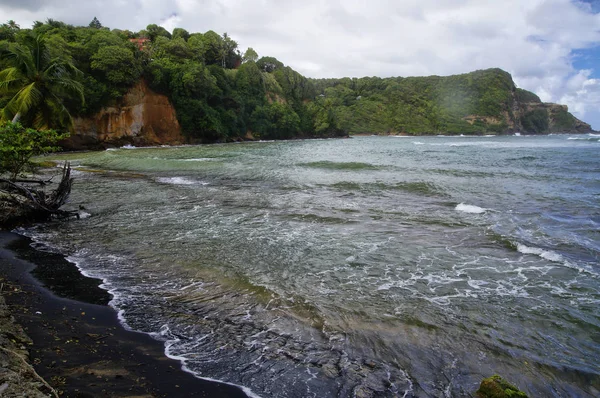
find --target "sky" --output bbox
[1,0,599,130]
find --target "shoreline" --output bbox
[0,230,247,398]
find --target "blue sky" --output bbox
[1,0,599,130]
[572,46,600,78]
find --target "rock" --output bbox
[0,295,55,397]
[476,375,528,398]
[64,80,185,150]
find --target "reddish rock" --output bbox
[63,80,185,150]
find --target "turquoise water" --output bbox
[22,135,600,397]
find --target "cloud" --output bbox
[1,0,599,129]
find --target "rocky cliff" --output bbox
[63,80,185,150]
[451,71,593,134]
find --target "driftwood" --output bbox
[0,162,77,228]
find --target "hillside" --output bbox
[311,68,592,135]
[0,19,593,149]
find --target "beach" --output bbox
[0,231,247,397]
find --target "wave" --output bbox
[516,244,563,263]
[300,161,380,170]
[157,325,263,398]
[177,158,217,162]
[284,213,356,224]
[455,203,487,214]
[156,177,209,186]
[330,181,445,196]
[567,136,600,142]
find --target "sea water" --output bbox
[20,134,600,397]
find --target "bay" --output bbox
[21,134,600,397]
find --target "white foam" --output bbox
[78,211,92,219]
[377,282,394,291]
[160,325,263,398]
[413,141,425,145]
[455,203,486,214]
[156,177,208,186]
[516,244,563,263]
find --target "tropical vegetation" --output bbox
[0,32,84,129]
[0,18,587,146]
[0,122,66,180]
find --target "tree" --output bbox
[0,33,84,129]
[146,24,171,42]
[0,122,75,227]
[243,47,258,63]
[220,33,238,68]
[90,45,142,87]
[172,27,190,41]
[89,17,102,29]
[201,30,224,66]
[0,20,20,41]
[257,56,284,73]
[0,122,67,180]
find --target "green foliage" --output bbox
[91,45,142,89]
[551,108,576,131]
[146,24,172,42]
[521,108,549,133]
[257,56,284,73]
[172,28,190,42]
[0,20,20,42]
[250,102,300,139]
[0,122,68,180]
[516,88,541,103]
[309,68,534,135]
[88,17,102,29]
[0,33,84,129]
[243,47,258,63]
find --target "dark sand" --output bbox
[0,231,248,398]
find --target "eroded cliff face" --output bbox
[470,80,592,134]
[64,80,185,150]
[464,95,592,134]
[522,102,592,133]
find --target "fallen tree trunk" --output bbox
[0,162,77,229]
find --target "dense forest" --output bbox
[0,18,590,143]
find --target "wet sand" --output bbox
[0,231,247,398]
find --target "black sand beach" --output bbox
[0,230,248,397]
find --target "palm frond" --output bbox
[5,82,42,117]
[5,43,36,79]
[0,67,26,94]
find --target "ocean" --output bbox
[20,134,600,397]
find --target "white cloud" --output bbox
[1,0,599,129]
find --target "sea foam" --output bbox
[156,177,208,186]
[516,244,563,263]
[455,203,486,214]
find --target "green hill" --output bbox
[0,19,592,148]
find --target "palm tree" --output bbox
[0,33,84,130]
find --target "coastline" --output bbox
[0,230,247,398]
